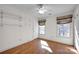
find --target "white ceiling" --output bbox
[4,4,76,18]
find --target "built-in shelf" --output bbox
[0,9,22,27]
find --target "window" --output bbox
[39,25,45,35]
[57,15,72,37]
[58,23,71,37]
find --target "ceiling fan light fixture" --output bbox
[36,4,47,14]
[38,8,47,14]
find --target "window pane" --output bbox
[63,24,70,37]
[58,23,70,37]
[39,26,45,34]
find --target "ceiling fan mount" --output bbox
[37,4,43,8]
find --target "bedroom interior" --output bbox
[0,4,79,54]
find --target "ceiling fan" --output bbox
[37,4,47,14]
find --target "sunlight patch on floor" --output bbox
[66,47,78,53]
[40,40,53,53]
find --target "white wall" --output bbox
[32,16,38,39]
[0,5,38,52]
[72,5,79,51]
[39,11,74,45]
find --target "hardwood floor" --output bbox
[0,38,78,54]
